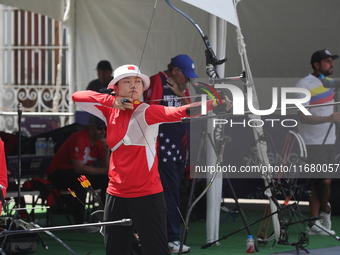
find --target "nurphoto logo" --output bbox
[199,84,312,128]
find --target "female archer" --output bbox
[72,64,222,255]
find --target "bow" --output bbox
[197,1,282,247]
[163,1,233,253]
[122,1,233,252]
[164,0,226,79]
[13,218,82,255]
[163,1,292,252]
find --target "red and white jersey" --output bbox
[72,91,213,198]
[47,129,105,175]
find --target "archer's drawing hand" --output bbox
[113,96,133,110]
[167,78,186,96]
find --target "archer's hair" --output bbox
[311,61,320,70]
[167,64,176,71]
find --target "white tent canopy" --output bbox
[181,0,238,27]
[2,0,340,244]
[1,0,340,105]
[0,0,213,93]
[0,0,65,21]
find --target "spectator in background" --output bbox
[47,115,109,232]
[87,60,113,93]
[295,49,340,235]
[143,54,198,253]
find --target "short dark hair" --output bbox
[87,115,106,128]
[96,60,113,71]
[167,63,176,72]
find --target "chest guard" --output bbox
[111,103,159,152]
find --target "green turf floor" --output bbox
[2,205,339,255]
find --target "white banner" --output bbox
[181,0,239,27]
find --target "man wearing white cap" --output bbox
[72,64,224,255]
[144,55,198,253]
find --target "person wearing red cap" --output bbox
[72,64,222,255]
[296,49,340,235]
[143,54,198,253]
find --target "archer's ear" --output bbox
[313,62,320,70]
[114,84,119,94]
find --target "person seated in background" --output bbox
[87,60,114,93]
[47,115,109,232]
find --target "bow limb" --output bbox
[185,170,218,225]
[193,82,223,105]
[179,112,229,254]
[179,165,219,254]
[164,0,226,77]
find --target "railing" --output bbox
[0,4,71,133]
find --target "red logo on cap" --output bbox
[127,66,136,70]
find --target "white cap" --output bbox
[107,64,150,91]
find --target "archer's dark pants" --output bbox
[104,192,171,255]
